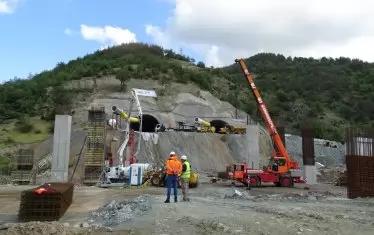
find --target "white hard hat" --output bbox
[180,155,187,160]
[169,151,176,155]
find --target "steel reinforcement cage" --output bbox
[83,105,106,184]
[11,148,35,185]
[345,127,374,199]
[301,125,315,166]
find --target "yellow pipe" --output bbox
[112,106,139,123]
[194,117,211,127]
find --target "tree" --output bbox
[116,67,131,91]
[197,61,206,68]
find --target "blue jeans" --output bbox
[166,174,178,201]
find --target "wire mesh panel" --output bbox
[301,125,315,166]
[83,166,103,184]
[15,149,34,170]
[11,148,35,184]
[346,127,374,199]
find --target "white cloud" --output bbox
[0,0,20,14]
[64,28,73,35]
[80,24,137,49]
[146,0,374,67]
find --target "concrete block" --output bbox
[304,165,317,185]
[51,115,72,182]
[246,125,260,169]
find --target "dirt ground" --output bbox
[0,182,373,235]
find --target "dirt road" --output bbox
[0,183,373,235]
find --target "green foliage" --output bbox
[0,156,11,175]
[15,118,33,133]
[197,61,206,68]
[222,53,374,141]
[0,44,373,142]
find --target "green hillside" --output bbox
[0,43,373,144]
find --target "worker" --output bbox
[272,161,279,172]
[164,151,182,203]
[180,155,191,202]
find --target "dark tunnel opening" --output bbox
[130,114,160,132]
[210,120,228,133]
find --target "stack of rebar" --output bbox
[18,182,74,222]
[346,127,374,199]
[301,125,315,166]
[83,105,106,184]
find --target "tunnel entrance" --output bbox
[210,120,228,133]
[130,114,160,132]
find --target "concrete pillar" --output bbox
[246,124,260,169]
[301,126,317,185]
[304,165,317,185]
[51,115,72,182]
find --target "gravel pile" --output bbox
[286,135,345,167]
[84,195,152,228]
[0,222,68,235]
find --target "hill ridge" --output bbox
[0,42,373,146]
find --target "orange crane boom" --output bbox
[234,59,299,171]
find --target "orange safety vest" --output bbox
[165,156,182,175]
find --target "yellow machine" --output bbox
[188,171,200,188]
[219,125,246,134]
[194,118,215,133]
[148,169,200,188]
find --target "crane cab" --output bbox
[226,163,247,181]
[267,158,288,174]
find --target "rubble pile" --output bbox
[317,167,347,186]
[84,195,152,228]
[0,222,68,235]
[223,189,252,200]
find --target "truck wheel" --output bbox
[248,176,260,187]
[150,176,160,187]
[280,176,293,187]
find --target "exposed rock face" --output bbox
[29,78,345,183]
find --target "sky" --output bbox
[1,0,374,82]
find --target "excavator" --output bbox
[225,59,304,187]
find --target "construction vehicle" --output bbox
[175,121,196,132]
[225,59,304,187]
[174,120,215,133]
[194,118,216,132]
[218,125,246,134]
[149,166,200,188]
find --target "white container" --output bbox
[129,166,143,185]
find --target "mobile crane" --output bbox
[226,59,304,187]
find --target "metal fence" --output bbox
[346,127,374,199]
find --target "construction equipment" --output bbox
[100,88,157,187]
[175,121,197,132]
[149,166,200,188]
[224,59,304,187]
[218,125,246,134]
[194,118,216,132]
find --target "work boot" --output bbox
[164,200,170,203]
[174,198,178,203]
